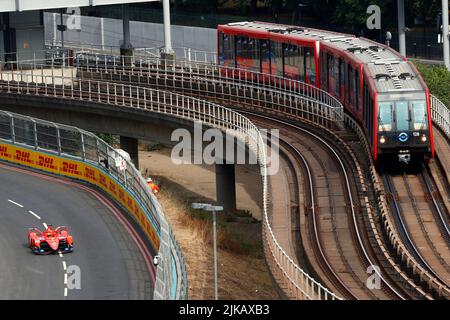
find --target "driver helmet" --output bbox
[147,178,153,183]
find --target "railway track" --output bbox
[245,111,406,300]
[382,166,450,290]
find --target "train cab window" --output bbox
[412,101,427,130]
[378,102,393,132]
[395,101,410,131]
[236,36,260,71]
[219,33,235,68]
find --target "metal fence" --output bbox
[2,51,342,130]
[0,108,187,300]
[431,94,450,138]
[0,58,342,300]
[72,54,343,130]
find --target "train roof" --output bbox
[219,21,427,94]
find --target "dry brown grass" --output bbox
[158,188,280,300]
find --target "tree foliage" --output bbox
[172,0,445,29]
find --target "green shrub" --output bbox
[415,63,450,108]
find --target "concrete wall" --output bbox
[7,11,45,61]
[43,12,217,55]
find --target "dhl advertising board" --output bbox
[0,142,160,250]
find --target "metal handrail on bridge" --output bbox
[0,54,344,128]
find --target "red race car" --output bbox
[28,225,74,254]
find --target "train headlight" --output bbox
[380,136,386,144]
[421,135,427,143]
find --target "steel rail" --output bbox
[278,137,357,300]
[421,164,450,242]
[383,171,450,290]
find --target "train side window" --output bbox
[299,46,305,81]
[355,70,360,112]
[328,54,334,94]
[305,47,316,85]
[270,41,284,77]
[369,96,374,143]
[348,67,354,106]
[333,57,340,98]
[363,82,368,126]
[260,40,271,74]
[412,100,427,130]
[219,33,235,68]
[339,59,344,98]
[284,43,301,80]
[320,52,328,90]
[378,102,393,132]
[236,36,260,72]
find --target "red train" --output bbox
[217,21,434,163]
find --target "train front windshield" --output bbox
[412,101,427,130]
[378,100,427,132]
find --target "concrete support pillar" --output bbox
[161,0,175,60]
[120,136,139,169]
[397,0,406,57]
[443,0,450,71]
[215,163,236,213]
[120,4,133,66]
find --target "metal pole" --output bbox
[443,0,450,70]
[122,4,131,49]
[397,0,406,56]
[162,0,174,54]
[60,9,64,49]
[212,209,218,300]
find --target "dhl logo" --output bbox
[15,150,33,163]
[84,167,96,181]
[37,156,57,170]
[118,189,126,202]
[109,181,117,195]
[61,162,81,175]
[99,174,107,187]
[0,145,11,158]
[127,197,133,210]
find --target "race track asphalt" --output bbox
[0,163,155,300]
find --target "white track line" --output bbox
[64,287,68,297]
[28,210,41,220]
[42,222,48,229]
[62,261,67,271]
[8,199,23,208]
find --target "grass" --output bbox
[162,188,263,258]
